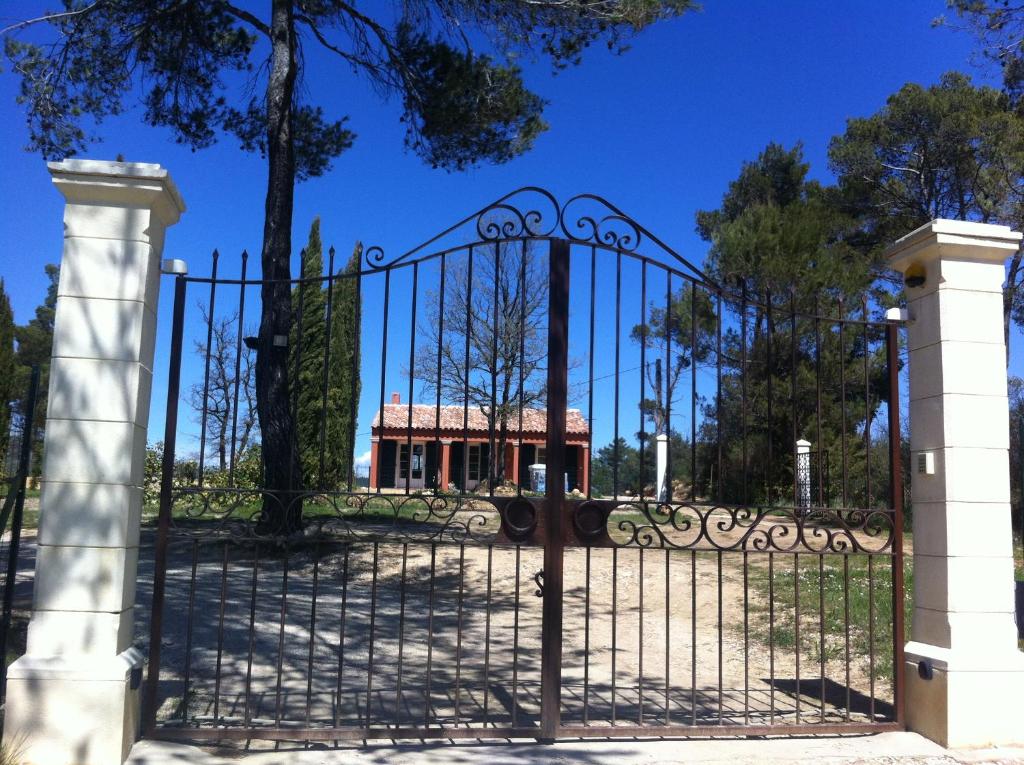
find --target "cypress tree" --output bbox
[0,279,15,469]
[324,243,362,489]
[291,219,327,488]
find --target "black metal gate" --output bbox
[145,189,904,742]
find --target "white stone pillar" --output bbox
[4,160,184,765]
[886,219,1024,748]
[655,433,669,502]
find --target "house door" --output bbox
[398,441,426,489]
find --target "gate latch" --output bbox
[534,569,544,598]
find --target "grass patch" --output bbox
[748,552,913,682]
[0,492,39,532]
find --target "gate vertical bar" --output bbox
[885,319,905,726]
[540,237,570,740]
[0,366,40,703]
[144,274,187,734]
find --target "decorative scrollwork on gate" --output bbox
[164,488,503,545]
[362,186,712,284]
[603,501,895,554]
[560,193,644,252]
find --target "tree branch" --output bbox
[0,1,103,37]
[218,1,271,37]
[296,13,378,71]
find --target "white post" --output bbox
[795,439,811,510]
[655,433,669,502]
[886,219,1024,747]
[4,160,184,765]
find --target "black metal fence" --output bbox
[0,366,40,706]
[145,189,904,743]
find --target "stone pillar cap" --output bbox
[48,158,185,224]
[885,218,1021,273]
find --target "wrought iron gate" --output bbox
[145,189,904,742]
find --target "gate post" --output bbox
[886,219,1024,747]
[540,238,570,740]
[4,160,184,765]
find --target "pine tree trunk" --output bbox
[255,0,302,535]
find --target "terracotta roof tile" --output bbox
[373,404,588,434]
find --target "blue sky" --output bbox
[0,1,1002,470]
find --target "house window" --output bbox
[536,446,546,464]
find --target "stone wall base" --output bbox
[904,641,1024,748]
[3,648,143,765]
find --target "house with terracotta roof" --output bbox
[370,392,590,493]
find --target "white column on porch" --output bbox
[4,160,184,765]
[886,219,1024,748]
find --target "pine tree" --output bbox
[324,243,362,489]
[15,264,58,475]
[291,218,327,488]
[0,279,15,469]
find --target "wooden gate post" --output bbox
[886,220,1024,747]
[4,160,184,765]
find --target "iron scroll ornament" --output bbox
[604,501,896,554]
[362,187,715,286]
[163,488,502,545]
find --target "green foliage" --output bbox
[697,143,876,305]
[681,143,894,507]
[828,70,1024,356]
[13,264,57,476]
[233,445,264,489]
[291,219,328,487]
[2,1,693,173]
[4,3,261,159]
[829,71,1024,247]
[0,279,14,467]
[143,442,163,506]
[13,264,56,369]
[1009,377,1024,538]
[290,222,361,490]
[940,1,1024,106]
[395,27,546,170]
[324,243,362,489]
[591,438,649,498]
[590,434,692,498]
[144,441,263,508]
[705,308,891,508]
